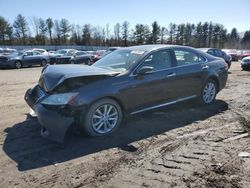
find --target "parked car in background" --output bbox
[24,45,228,142]
[241,56,250,71]
[0,48,17,55]
[238,50,250,60]
[55,50,93,65]
[0,51,49,69]
[103,47,121,56]
[222,49,238,61]
[49,49,76,64]
[31,48,49,56]
[199,48,232,68]
[92,50,107,63]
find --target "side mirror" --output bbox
[137,66,154,75]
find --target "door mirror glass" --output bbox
[137,66,154,75]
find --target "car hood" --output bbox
[40,64,119,92]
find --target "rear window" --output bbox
[174,49,205,66]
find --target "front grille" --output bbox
[56,58,70,64]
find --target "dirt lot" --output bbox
[0,62,250,188]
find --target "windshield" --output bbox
[93,49,145,72]
[54,50,67,55]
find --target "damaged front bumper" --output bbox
[24,86,75,143]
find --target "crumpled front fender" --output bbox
[36,104,74,143]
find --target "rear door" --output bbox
[22,51,36,66]
[173,48,208,98]
[31,51,43,65]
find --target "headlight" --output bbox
[41,92,79,106]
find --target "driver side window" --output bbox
[141,50,172,71]
[26,52,33,56]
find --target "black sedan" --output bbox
[49,49,76,64]
[199,48,232,69]
[0,51,49,69]
[25,45,228,142]
[241,56,250,70]
[55,50,93,65]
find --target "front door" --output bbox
[121,49,178,112]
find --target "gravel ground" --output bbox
[0,62,249,188]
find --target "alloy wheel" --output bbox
[15,61,22,69]
[202,82,216,104]
[91,104,119,134]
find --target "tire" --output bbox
[40,60,47,67]
[199,79,217,105]
[15,61,22,69]
[81,98,123,136]
[227,61,231,69]
[86,59,91,65]
[70,60,75,64]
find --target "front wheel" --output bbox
[83,59,91,65]
[15,61,22,69]
[199,79,217,105]
[81,98,123,136]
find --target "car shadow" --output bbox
[3,100,228,171]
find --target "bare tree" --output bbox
[122,21,130,46]
[46,18,54,44]
[160,26,167,44]
[114,23,120,45]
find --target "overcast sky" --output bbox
[0,0,249,32]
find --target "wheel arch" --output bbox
[206,75,220,93]
[85,96,126,117]
[14,60,22,68]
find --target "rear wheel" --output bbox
[15,61,22,69]
[81,98,123,136]
[199,79,217,105]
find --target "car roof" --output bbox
[57,49,76,51]
[125,44,199,52]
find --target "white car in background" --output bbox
[31,48,49,56]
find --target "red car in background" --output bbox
[92,50,106,63]
[222,49,238,61]
[238,50,250,60]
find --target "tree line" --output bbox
[0,14,250,49]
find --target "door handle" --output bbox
[167,72,176,78]
[202,65,209,70]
